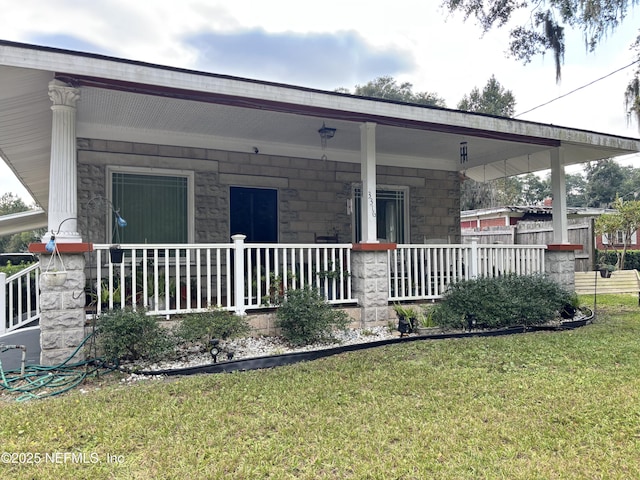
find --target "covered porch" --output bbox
[1,40,639,364]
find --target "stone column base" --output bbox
[37,252,87,366]
[545,244,581,292]
[351,244,395,326]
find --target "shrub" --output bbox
[0,262,35,277]
[95,308,175,362]
[597,249,640,271]
[175,308,251,345]
[432,274,573,330]
[276,287,350,346]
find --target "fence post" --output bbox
[470,238,479,279]
[0,272,6,335]
[232,234,247,316]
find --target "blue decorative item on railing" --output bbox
[45,236,56,253]
[115,213,127,228]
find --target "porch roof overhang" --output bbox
[0,208,47,236]
[1,40,639,219]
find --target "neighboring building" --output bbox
[461,204,640,272]
[461,204,640,250]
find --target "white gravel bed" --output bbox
[128,326,400,373]
[122,311,590,377]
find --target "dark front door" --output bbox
[230,187,278,242]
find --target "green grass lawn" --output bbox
[2,294,640,479]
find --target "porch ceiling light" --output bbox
[318,121,336,144]
[318,121,336,160]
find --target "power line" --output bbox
[514,59,640,118]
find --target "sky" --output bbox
[2,0,640,204]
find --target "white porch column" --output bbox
[360,122,378,243]
[44,80,81,243]
[550,147,569,244]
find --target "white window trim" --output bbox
[106,165,195,243]
[352,184,410,243]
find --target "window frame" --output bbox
[106,166,195,244]
[352,184,410,243]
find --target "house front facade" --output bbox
[1,40,639,364]
[77,139,460,248]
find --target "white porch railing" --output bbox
[388,241,546,301]
[1,263,40,335]
[91,239,354,316]
[0,241,549,328]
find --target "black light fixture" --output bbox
[318,121,337,144]
[318,122,336,144]
[210,338,220,363]
[318,122,337,160]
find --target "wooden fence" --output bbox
[461,218,594,272]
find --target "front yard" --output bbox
[1,294,639,479]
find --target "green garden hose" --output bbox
[0,333,114,401]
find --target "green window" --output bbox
[111,172,189,244]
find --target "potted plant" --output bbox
[414,305,440,334]
[41,269,68,287]
[596,263,616,278]
[393,303,419,335]
[101,282,122,307]
[146,270,176,310]
[40,242,68,286]
[109,245,125,264]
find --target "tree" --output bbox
[340,76,446,107]
[0,192,30,216]
[457,75,516,116]
[441,0,640,123]
[594,196,640,269]
[460,178,494,210]
[620,163,640,199]
[565,172,588,207]
[0,192,41,253]
[458,75,519,208]
[584,159,626,207]
[520,173,551,205]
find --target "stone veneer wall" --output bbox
[76,139,460,244]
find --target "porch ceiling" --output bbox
[1,41,639,213]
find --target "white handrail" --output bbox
[1,263,40,334]
[388,242,546,301]
[92,242,354,316]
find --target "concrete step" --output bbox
[575,270,640,294]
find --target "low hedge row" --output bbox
[431,274,574,330]
[596,250,640,270]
